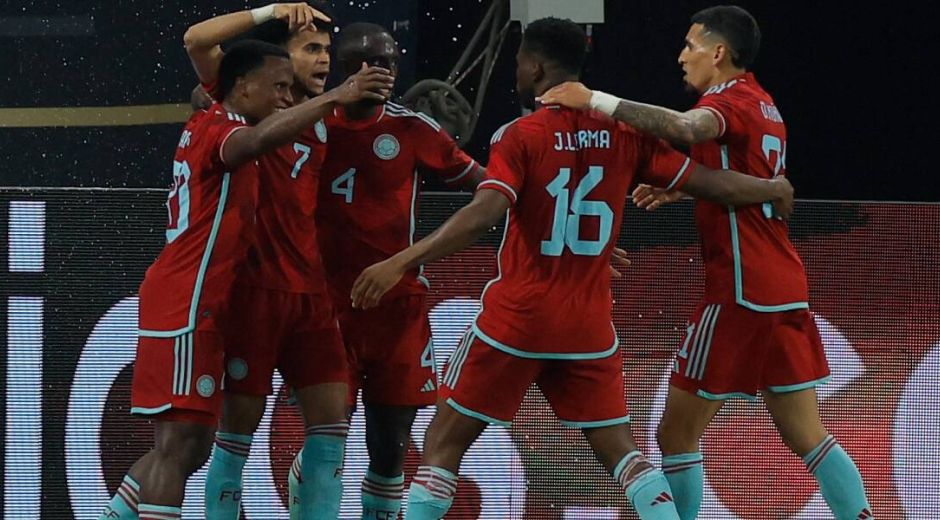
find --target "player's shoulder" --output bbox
[489,108,552,146]
[189,103,247,130]
[383,101,445,133]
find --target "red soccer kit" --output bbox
[441,105,695,426]
[671,72,830,399]
[221,119,348,396]
[317,102,478,406]
[132,104,257,424]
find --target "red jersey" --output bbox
[138,104,258,335]
[317,102,477,302]
[244,120,330,293]
[691,72,809,311]
[474,106,695,358]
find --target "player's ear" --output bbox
[712,43,727,65]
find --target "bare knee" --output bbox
[153,422,214,476]
[365,405,417,475]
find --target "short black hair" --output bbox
[222,1,336,50]
[521,17,587,76]
[335,22,390,55]
[691,5,761,68]
[217,39,290,99]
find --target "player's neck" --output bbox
[704,67,747,90]
[344,102,382,121]
[535,74,580,100]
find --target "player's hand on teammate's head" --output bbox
[609,247,631,279]
[274,2,331,32]
[770,176,794,220]
[536,81,593,110]
[351,258,406,310]
[632,184,685,211]
[333,62,395,105]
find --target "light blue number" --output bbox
[420,339,434,368]
[290,142,312,178]
[761,134,786,218]
[677,323,695,359]
[541,166,614,257]
[165,160,192,244]
[540,167,571,256]
[331,167,356,203]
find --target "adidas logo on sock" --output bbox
[420,378,436,392]
[650,491,674,506]
[857,509,873,520]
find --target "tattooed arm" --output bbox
[537,81,720,147]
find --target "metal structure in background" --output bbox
[403,0,511,147]
[403,0,606,148]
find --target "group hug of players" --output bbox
[100,3,874,519]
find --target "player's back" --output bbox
[475,106,693,357]
[245,121,329,293]
[691,73,808,311]
[139,104,258,334]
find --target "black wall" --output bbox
[2,1,936,201]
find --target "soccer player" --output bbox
[98,35,390,520]
[351,17,795,520]
[179,5,394,520]
[288,22,485,520]
[538,6,873,520]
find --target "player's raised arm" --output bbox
[351,189,509,309]
[183,3,330,85]
[538,81,721,147]
[222,63,394,166]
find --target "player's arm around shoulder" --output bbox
[681,162,794,218]
[351,189,510,310]
[538,81,721,146]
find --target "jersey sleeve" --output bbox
[694,90,745,139]
[199,109,249,168]
[412,116,478,185]
[477,121,527,205]
[635,132,696,191]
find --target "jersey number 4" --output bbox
[331,167,356,203]
[541,166,613,257]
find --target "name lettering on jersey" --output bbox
[177,130,192,149]
[760,101,783,123]
[553,130,610,152]
[704,79,738,96]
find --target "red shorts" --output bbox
[221,286,348,396]
[670,302,831,400]
[339,294,436,407]
[440,329,630,427]
[131,316,224,426]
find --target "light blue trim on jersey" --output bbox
[471,322,619,360]
[408,170,430,287]
[560,415,631,429]
[446,398,511,427]
[140,172,232,337]
[720,145,809,313]
[696,389,758,401]
[475,209,510,319]
[131,403,172,415]
[767,375,832,394]
[666,157,692,190]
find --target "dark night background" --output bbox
[1,0,935,202]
